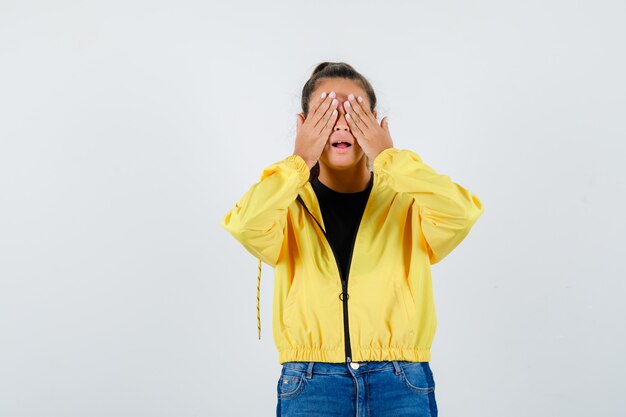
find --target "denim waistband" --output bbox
[282,360,424,376]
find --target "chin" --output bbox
[320,152,365,169]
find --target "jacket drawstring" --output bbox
[257,258,262,340]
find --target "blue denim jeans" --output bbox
[276,360,438,417]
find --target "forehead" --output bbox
[312,78,367,101]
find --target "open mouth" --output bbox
[331,142,352,149]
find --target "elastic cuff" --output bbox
[285,154,311,185]
[373,147,399,172]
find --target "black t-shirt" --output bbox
[311,172,374,282]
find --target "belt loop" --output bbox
[391,360,402,375]
[306,362,314,379]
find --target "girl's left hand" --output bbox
[344,94,394,161]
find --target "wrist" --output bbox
[291,153,316,170]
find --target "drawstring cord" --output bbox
[257,258,262,340]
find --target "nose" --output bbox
[334,102,350,133]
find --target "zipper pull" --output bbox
[347,356,352,363]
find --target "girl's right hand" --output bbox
[293,91,339,170]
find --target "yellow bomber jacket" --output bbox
[221,147,484,365]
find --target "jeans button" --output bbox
[350,362,360,369]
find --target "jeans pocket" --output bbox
[400,362,435,394]
[277,368,307,400]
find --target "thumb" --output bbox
[382,116,390,131]
[296,113,304,131]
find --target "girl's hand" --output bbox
[343,94,394,161]
[293,91,339,170]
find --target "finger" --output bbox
[320,108,339,137]
[311,91,336,129]
[345,111,365,140]
[315,98,338,135]
[344,99,368,135]
[347,94,375,130]
[296,113,304,132]
[382,116,390,132]
[356,95,378,125]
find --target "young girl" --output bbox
[221,62,484,417]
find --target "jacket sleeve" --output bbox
[373,147,484,265]
[220,154,311,267]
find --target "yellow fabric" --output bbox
[221,148,484,364]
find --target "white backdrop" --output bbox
[1,1,625,416]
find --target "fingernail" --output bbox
[329,91,336,98]
[321,92,327,99]
[357,96,363,103]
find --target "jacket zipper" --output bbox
[296,194,365,364]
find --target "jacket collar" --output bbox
[296,170,379,234]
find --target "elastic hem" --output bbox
[278,346,431,364]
